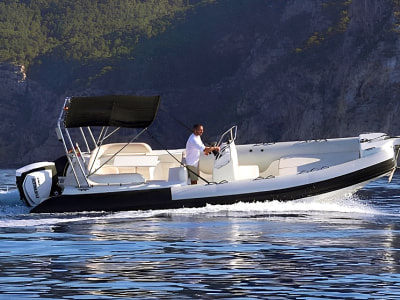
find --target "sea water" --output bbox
[0,168,400,299]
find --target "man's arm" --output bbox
[203,146,220,155]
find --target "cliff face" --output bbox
[227,0,400,142]
[1,0,400,167]
[0,63,60,167]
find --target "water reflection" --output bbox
[1,214,396,298]
[0,179,400,298]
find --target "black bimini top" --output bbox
[64,95,160,128]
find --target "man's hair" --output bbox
[193,124,203,130]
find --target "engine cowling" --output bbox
[16,162,59,207]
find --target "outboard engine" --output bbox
[16,162,59,207]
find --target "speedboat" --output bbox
[15,95,400,213]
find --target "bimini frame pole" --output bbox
[57,97,89,188]
[87,127,97,147]
[64,126,89,187]
[79,127,90,154]
[56,98,80,186]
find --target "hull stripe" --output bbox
[30,158,395,213]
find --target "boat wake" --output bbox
[113,195,381,219]
[0,189,387,228]
[0,190,29,216]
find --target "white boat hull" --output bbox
[28,151,395,213]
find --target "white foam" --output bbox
[110,194,381,219]
[0,190,384,228]
[0,189,30,216]
[0,215,97,228]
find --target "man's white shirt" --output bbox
[185,133,205,167]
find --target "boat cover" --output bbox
[64,95,160,128]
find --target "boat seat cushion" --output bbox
[168,167,188,184]
[88,173,146,185]
[95,166,120,175]
[87,142,153,172]
[279,152,359,175]
[236,165,260,180]
[113,155,159,167]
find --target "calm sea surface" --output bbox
[0,169,400,299]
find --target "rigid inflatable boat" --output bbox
[16,95,400,213]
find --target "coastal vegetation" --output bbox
[0,0,214,67]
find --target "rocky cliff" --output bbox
[1,0,400,167]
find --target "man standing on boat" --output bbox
[185,124,219,184]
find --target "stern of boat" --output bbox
[16,162,60,207]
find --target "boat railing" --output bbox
[216,125,237,147]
